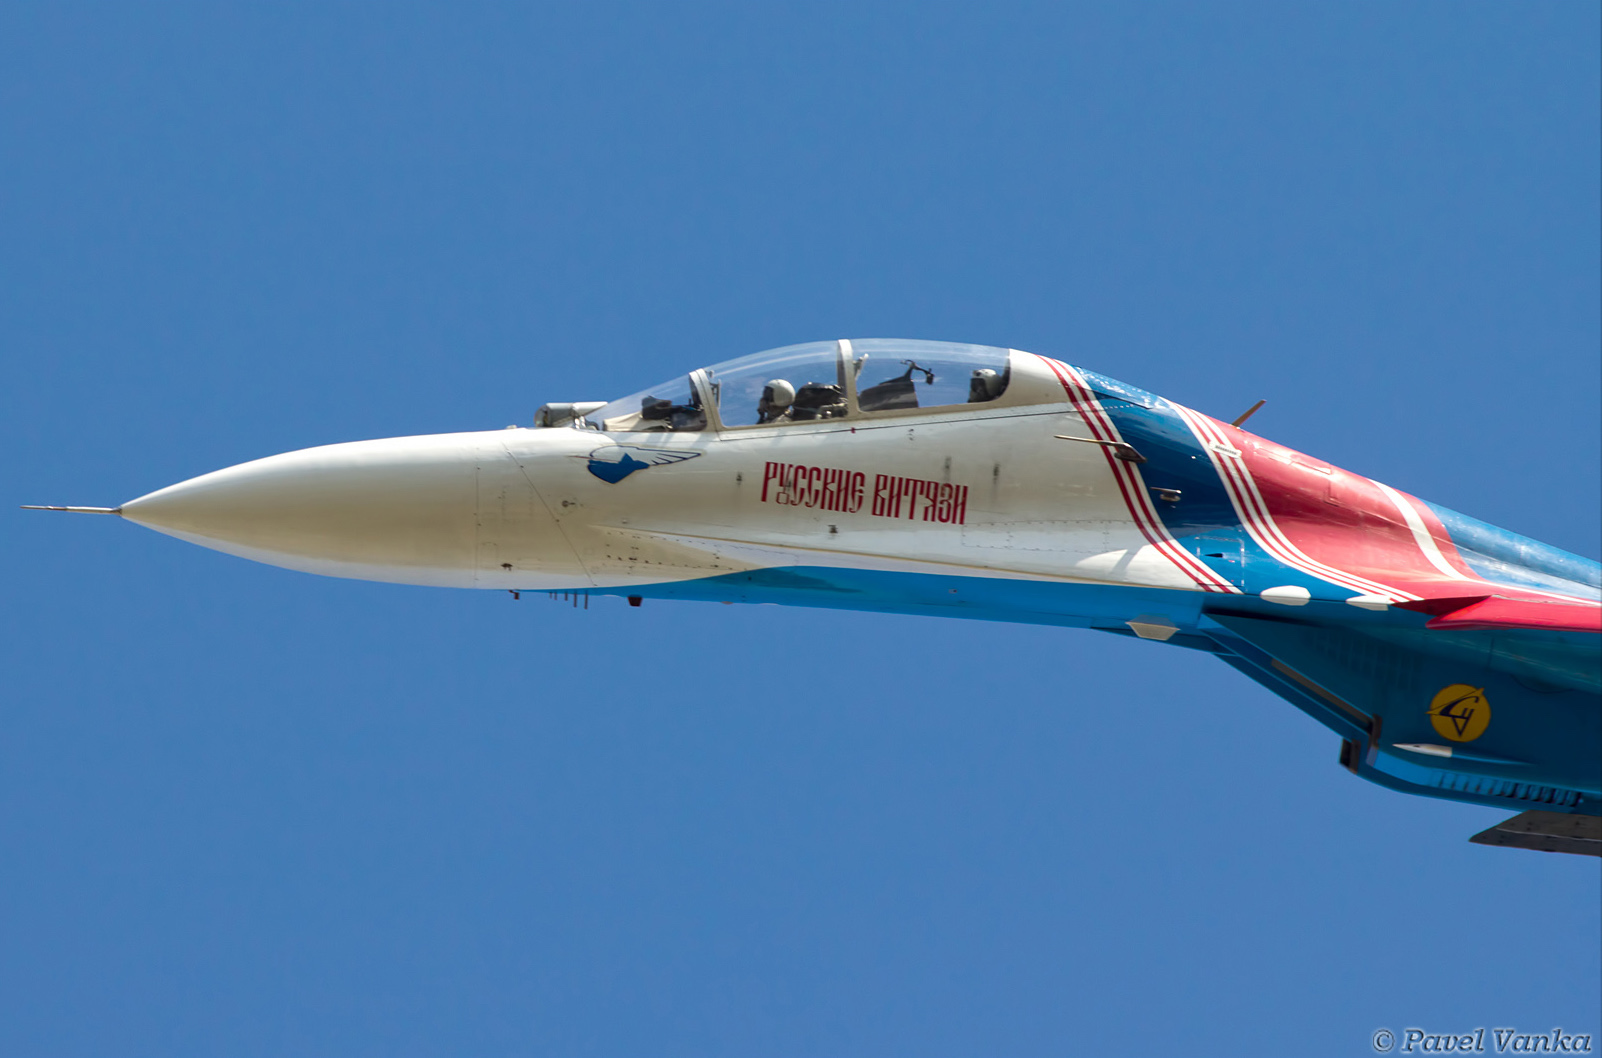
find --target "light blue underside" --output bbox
[588,565,1602,815]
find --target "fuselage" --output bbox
[104,340,1602,825]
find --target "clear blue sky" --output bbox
[4,3,1598,1055]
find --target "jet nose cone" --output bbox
[123,434,487,586]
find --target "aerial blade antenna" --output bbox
[1230,400,1266,428]
[1054,435,1147,464]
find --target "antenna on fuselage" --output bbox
[1230,400,1267,428]
[1055,435,1147,464]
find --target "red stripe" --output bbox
[1177,406,1378,593]
[1201,416,1415,598]
[1038,356,1236,592]
[1175,403,1404,598]
[1089,394,1250,590]
[1167,406,1312,586]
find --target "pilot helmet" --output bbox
[970,368,1002,402]
[761,379,796,408]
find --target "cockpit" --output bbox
[580,339,1029,433]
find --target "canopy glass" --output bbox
[589,339,1013,432]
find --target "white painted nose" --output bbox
[121,431,582,588]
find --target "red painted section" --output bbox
[1397,495,1482,580]
[1176,406,1601,616]
[1227,424,1455,595]
[1394,595,1492,617]
[1171,403,1407,599]
[1422,596,1602,633]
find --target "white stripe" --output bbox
[1373,482,1466,581]
[1174,402,1599,610]
[1170,403,1415,602]
[1203,414,1413,600]
[1048,360,1241,593]
[1371,483,1602,605]
[1370,482,1598,604]
[1220,435,1413,600]
[1176,405,1384,594]
[1049,362,1234,591]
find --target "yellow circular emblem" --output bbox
[1428,684,1491,742]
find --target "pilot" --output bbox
[757,379,796,424]
[969,368,1003,402]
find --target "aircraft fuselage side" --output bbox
[52,339,1602,843]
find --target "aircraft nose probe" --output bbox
[20,506,122,514]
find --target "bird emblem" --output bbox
[585,445,702,483]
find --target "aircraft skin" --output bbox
[31,340,1602,854]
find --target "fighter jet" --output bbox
[27,339,1602,856]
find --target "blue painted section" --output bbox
[586,444,703,483]
[587,451,653,483]
[608,564,1207,631]
[570,367,1602,818]
[1203,630,1374,744]
[1081,367,1602,608]
[1424,500,1602,597]
[1202,612,1600,795]
[1077,368,1334,599]
[599,564,1437,638]
[1368,749,1586,806]
[1192,625,1587,812]
[591,563,1600,815]
[1356,755,1596,815]
[1079,369,1236,538]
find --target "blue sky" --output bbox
[3,3,1598,1055]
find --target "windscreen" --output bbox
[591,374,707,432]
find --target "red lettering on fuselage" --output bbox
[873,474,968,524]
[759,462,965,525]
[760,462,866,513]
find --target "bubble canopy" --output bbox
[590,339,1014,432]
